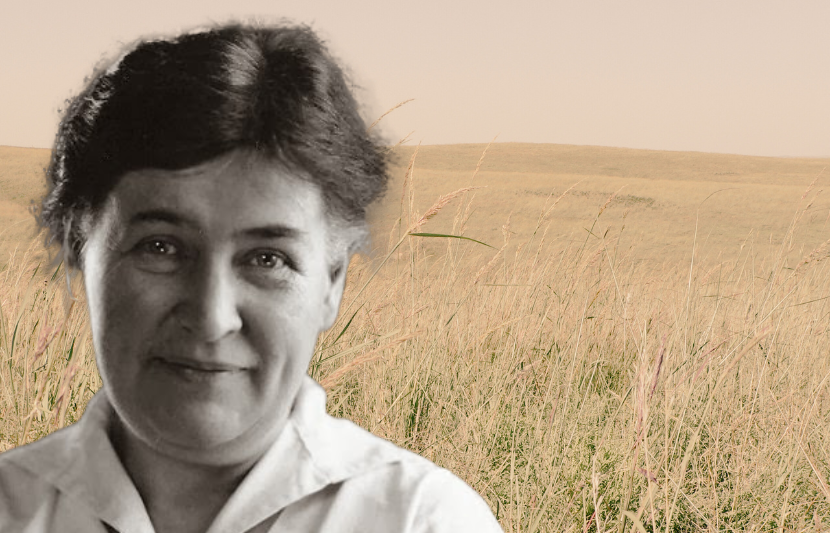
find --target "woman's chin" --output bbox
[113,402,250,461]
[110,380,287,465]
[155,405,251,448]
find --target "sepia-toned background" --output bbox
[2,2,830,531]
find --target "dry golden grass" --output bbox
[2,144,830,531]
[0,146,49,267]
[374,143,830,269]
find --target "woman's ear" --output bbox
[320,254,350,332]
[320,222,366,331]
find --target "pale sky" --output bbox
[2,0,828,157]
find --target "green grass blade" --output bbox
[50,261,63,282]
[66,338,76,362]
[408,232,495,249]
[333,305,363,346]
[8,317,21,413]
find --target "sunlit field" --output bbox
[2,144,830,531]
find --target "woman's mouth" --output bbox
[153,357,247,382]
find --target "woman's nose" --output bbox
[176,262,243,342]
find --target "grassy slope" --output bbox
[377,143,830,268]
[0,146,50,266]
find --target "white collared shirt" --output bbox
[0,376,503,532]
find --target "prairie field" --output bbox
[2,143,830,531]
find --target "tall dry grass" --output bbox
[0,244,98,447]
[2,149,830,532]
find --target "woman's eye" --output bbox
[133,238,183,272]
[138,239,178,256]
[248,251,287,269]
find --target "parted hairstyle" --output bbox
[41,22,389,267]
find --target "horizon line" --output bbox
[2,142,828,160]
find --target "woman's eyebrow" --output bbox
[127,210,304,240]
[240,225,305,240]
[129,209,195,228]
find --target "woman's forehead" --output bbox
[123,150,307,181]
[101,154,328,236]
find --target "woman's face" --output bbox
[81,153,346,465]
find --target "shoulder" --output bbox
[291,379,432,484]
[344,458,502,532]
[0,429,77,528]
[300,416,502,531]
[0,423,80,481]
[408,467,503,532]
[286,379,503,531]
[296,407,433,486]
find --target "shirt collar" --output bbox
[207,376,406,532]
[10,391,155,533]
[10,376,407,533]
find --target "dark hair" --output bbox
[41,22,388,266]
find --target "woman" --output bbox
[0,23,502,532]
